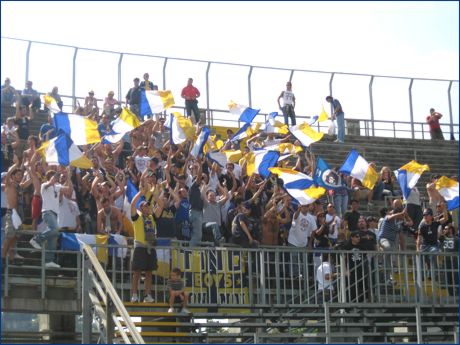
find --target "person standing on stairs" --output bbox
[326,95,345,143]
[129,180,164,303]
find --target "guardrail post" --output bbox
[339,252,347,303]
[117,53,123,103]
[105,299,114,344]
[259,251,266,305]
[329,73,335,115]
[289,70,294,83]
[415,305,423,344]
[25,41,32,84]
[72,48,78,110]
[248,66,253,108]
[447,81,454,139]
[206,62,211,126]
[369,76,375,137]
[408,79,415,139]
[82,253,92,344]
[324,303,331,344]
[415,253,424,304]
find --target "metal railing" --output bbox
[2,36,458,140]
[81,243,144,344]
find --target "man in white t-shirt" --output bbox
[287,203,317,276]
[134,146,151,174]
[30,169,73,268]
[277,81,296,126]
[325,203,341,245]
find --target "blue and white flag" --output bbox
[140,90,175,117]
[228,101,260,123]
[191,126,211,158]
[246,149,280,178]
[314,157,342,190]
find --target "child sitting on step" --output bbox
[167,267,189,313]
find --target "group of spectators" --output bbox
[1,76,458,303]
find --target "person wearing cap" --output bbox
[416,207,442,281]
[377,199,413,285]
[326,95,345,143]
[342,231,365,302]
[434,200,452,226]
[181,78,201,124]
[129,183,164,303]
[325,203,341,245]
[1,77,16,107]
[103,90,120,119]
[84,90,98,116]
[126,78,142,118]
[365,216,379,237]
[230,201,259,247]
[439,224,458,296]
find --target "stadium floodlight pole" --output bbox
[25,41,32,85]
[289,70,294,83]
[448,81,453,138]
[206,62,211,126]
[118,53,123,104]
[408,79,415,139]
[72,47,78,110]
[369,76,375,137]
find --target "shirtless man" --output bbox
[27,152,45,230]
[2,157,29,262]
[97,197,124,235]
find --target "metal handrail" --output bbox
[81,243,144,344]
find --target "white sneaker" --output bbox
[14,253,25,259]
[29,238,41,250]
[143,295,154,303]
[181,308,190,314]
[168,307,174,313]
[130,295,138,303]
[45,261,61,269]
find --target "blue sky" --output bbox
[1,1,458,137]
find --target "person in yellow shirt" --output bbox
[129,184,164,303]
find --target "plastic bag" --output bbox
[328,120,336,136]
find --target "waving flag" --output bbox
[44,94,60,114]
[191,126,211,158]
[170,112,195,145]
[231,122,262,142]
[314,157,342,190]
[104,107,141,143]
[140,90,175,117]
[339,150,378,190]
[228,101,260,123]
[246,149,280,178]
[269,167,326,205]
[394,160,430,200]
[54,112,101,145]
[38,133,93,169]
[207,150,243,167]
[435,176,459,210]
[289,122,324,147]
[264,117,289,134]
[308,106,329,126]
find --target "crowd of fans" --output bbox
[1,76,458,302]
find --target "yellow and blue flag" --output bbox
[191,126,211,158]
[104,107,141,143]
[38,133,93,169]
[228,100,260,123]
[169,112,195,145]
[289,122,324,147]
[339,149,379,190]
[54,112,101,145]
[269,167,326,205]
[308,106,329,126]
[231,122,261,142]
[435,176,459,210]
[246,149,280,178]
[394,160,430,200]
[140,90,175,118]
[207,150,243,167]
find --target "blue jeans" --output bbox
[336,113,345,142]
[333,194,348,218]
[35,211,60,263]
[189,209,203,247]
[202,222,223,245]
[282,105,296,126]
[420,244,439,280]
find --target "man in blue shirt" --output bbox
[22,81,41,110]
[39,114,57,142]
[326,96,345,143]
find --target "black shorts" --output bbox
[131,247,158,272]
